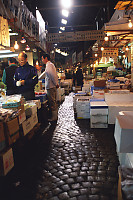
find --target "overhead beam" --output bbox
[36,3,106,10]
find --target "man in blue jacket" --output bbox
[14,52,38,100]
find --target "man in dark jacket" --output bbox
[76,65,83,88]
[14,52,38,100]
[2,57,18,95]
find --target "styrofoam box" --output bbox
[93,90,105,99]
[77,112,90,119]
[90,122,108,128]
[118,153,133,168]
[109,90,130,94]
[90,115,107,123]
[105,93,133,104]
[73,95,90,108]
[108,103,133,124]
[90,101,108,115]
[114,115,133,153]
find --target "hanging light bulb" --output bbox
[104,36,109,41]
[125,46,129,51]
[14,41,19,50]
[25,45,30,51]
[101,47,104,51]
[20,37,26,44]
[128,19,133,28]
[95,53,98,57]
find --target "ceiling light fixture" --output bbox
[60,27,65,31]
[25,45,30,51]
[62,9,69,17]
[128,18,132,28]
[104,36,109,41]
[125,46,129,51]
[61,19,67,25]
[61,0,72,8]
[20,37,26,44]
[101,47,104,51]
[14,41,19,50]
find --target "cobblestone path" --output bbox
[0,94,119,200]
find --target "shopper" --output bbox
[14,52,38,100]
[2,57,18,95]
[76,65,83,89]
[39,53,59,121]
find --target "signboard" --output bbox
[102,48,118,57]
[47,30,105,43]
[0,16,10,47]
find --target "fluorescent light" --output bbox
[9,33,18,36]
[0,53,19,58]
[61,19,67,25]
[60,27,65,31]
[61,0,72,8]
[0,50,12,54]
[62,9,69,17]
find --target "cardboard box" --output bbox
[94,80,106,87]
[25,103,37,117]
[31,113,38,128]
[22,117,33,136]
[0,148,14,176]
[114,115,133,153]
[2,101,21,108]
[0,122,6,151]
[5,118,19,145]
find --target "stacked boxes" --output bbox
[90,100,108,128]
[73,93,87,109]
[114,115,133,153]
[61,88,65,101]
[0,148,14,176]
[76,98,90,119]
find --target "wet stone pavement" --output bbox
[0,93,119,200]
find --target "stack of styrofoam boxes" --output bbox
[105,93,133,124]
[107,79,120,89]
[90,100,108,128]
[82,84,90,93]
[61,88,65,102]
[76,97,91,119]
[56,87,61,102]
[73,93,87,110]
[115,111,133,167]
[93,90,105,99]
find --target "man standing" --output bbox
[2,57,18,95]
[39,53,59,121]
[14,52,38,100]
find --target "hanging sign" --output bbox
[47,30,105,43]
[0,16,10,47]
[102,47,118,57]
